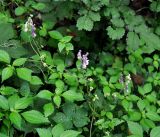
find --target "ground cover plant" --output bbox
[0,0,160,137]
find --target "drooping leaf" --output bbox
[0,50,11,64]
[2,66,14,82]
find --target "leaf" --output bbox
[15,7,26,16]
[36,128,52,137]
[127,31,140,50]
[143,83,152,94]
[2,66,14,82]
[127,121,143,137]
[62,89,84,102]
[9,112,22,128]
[49,31,63,40]
[16,68,32,82]
[0,50,11,64]
[15,97,33,110]
[22,110,50,124]
[146,111,160,121]
[0,23,14,44]
[13,58,27,66]
[30,76,43,85]
[60,130,81,137]
[53,95,61,107]
[88,11,101,21]
[107,26,125,40]
[36,90,53,100]
[58,42,65,52]
[52,124,64,137]
[60,36,72,43]
[76,15,93,31]
[150,126,160,137]
[32,3,46,10]
[0,95,9,110]
[43,103,54,117]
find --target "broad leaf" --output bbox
[2,66,14,82]
[0,50,10,64]
[22,110,50,124]
[16,68,32,82]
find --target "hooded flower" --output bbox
[77,50,89,69]
[24,15,36,37]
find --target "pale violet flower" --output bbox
[24,15,36,37]
[77,50,89,69]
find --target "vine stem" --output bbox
[89,116,94,137]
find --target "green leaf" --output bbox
[15,7,26,16]
[32,3,46,10]
[129,111,141,121]
[77,15,93,31]
[2,66,14,82]
[146,111,160,121]
[60,36,72,43]
[0,95,9,110]
[88,11,101,21]
[58,42,66,52]
[143,83,152,94]
[127,121,143,137]
[15,97,33,110]
[16,68,32,82]
[150,126,160,137]
[52,124,64,137]
[43,103,54,117]
[62,89,84,102]
[49,31,63,40]
[0,50,11,64]
[0,23,14,44]
[36,128,52,137]
[13,58,27,66]
[127,31,140,50]
[22,110,50,124]
[30,76,43,85]
[36,90,53,100]
[9,112,22,128]
[60,130,81,137]
[107,26,125,40]
[53,95,61,107]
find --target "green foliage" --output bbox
[0,0,160,137]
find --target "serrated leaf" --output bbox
[146,111,160,121]
[30,76,43,85]
[62,89,84,102]
[53,95,61,107]
[60,130,81,137]
[127,121,143,137]
[36,128,52,137]
[52,123,64,137]
[58,42,65,52]
[49,31,63,40]
[13,58,27,66]
[107,26,125,40]
[22,110,50,124]
[36,90,53,100]
[0,50,10,64]
[9,112,22,128]
[15,97,33,110]
[77,15,93,31]
[0,95,9,110]
[2,66,14,82]
[150,126,160,137]
[16,68,32,82]
[127,31,140,50]
[43,103,54,117]
[88,11,101,21]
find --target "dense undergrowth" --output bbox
[0,0,160,137]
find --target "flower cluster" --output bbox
[119,73,132,92]
[24,15,36,37]
[77,50,89,69]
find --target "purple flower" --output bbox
[77,50,89,69]
[77,50,82,59]
[24,15,36,38]
[82,52,89,69]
